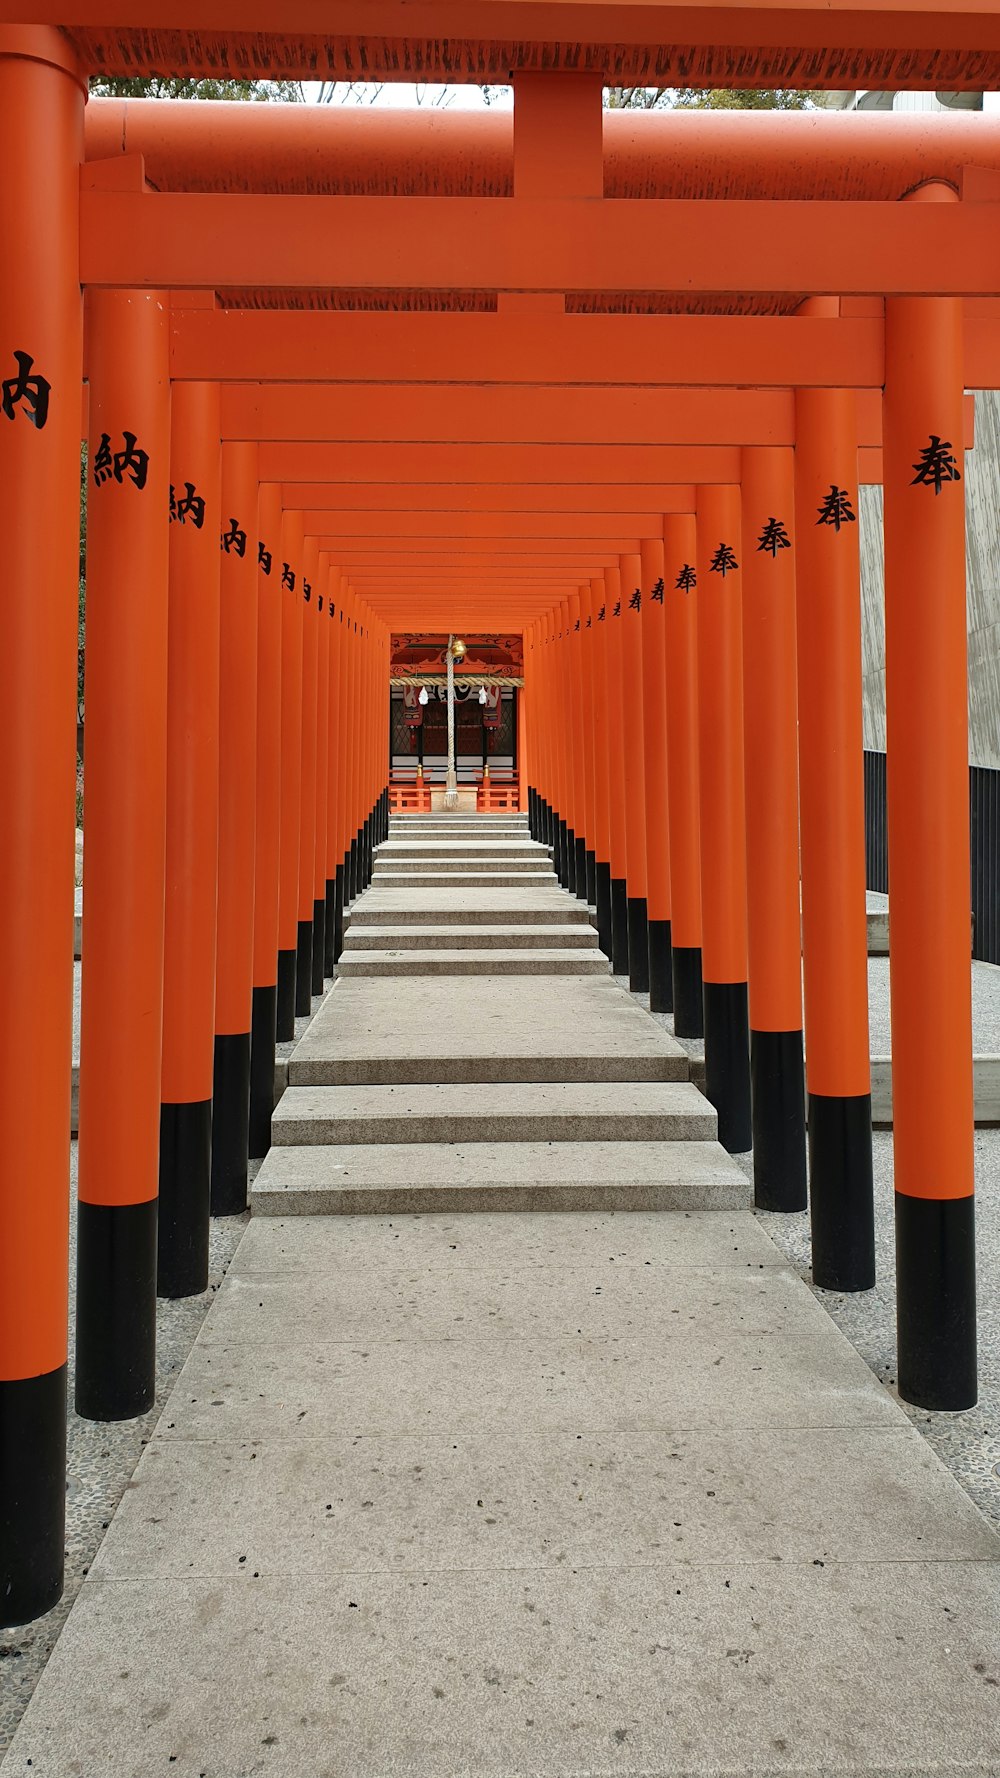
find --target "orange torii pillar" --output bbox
[884,186,976,1408]
[619,552,649,991]
[211,441,258,1214]
[589,578,614,957]
[0,27,84,1625]
[249,482,283,1157]
[567,588,588,899]
[296,534,319,1015]
[341,588,360,904]
[795,356,875,1291]
[77,288,170,1413]
[321,559,338,974]
[328,570,349,962]
[640,535,672,1012]
[741,447,807,1210]
[276,509,304,1040]
[548,602,569,890]
[578,580,599,908]
[663,513,703,1036]
[312,552,331,991]
[604,565,630,971]
[530,614,554,854]
[695,485,751,1152]
[158,380,221,1296]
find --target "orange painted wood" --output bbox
[221,383,892,448]
[81,191,1000,296]
[794,373,870,1099]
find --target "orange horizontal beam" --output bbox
[324,555,625,571]
[286,483,697,514]
[224,384,890,447]
[302,512,664,540]
[81,192,1000,296]
[261,443,745,483]
[263,442,889,483]
[170,311,888,389]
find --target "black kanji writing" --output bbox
[169,481,206,529]
[303,579,312,603]
[597,605,606,622]
[585,615,592,628]
[911,434,962,496]
[221,518,247,557]
[676,564,697,595]
[258,541,273,576]
[629,589,641,612]
[612,600,621,617]
[757,516,790,557]
[574,618,580,631]
[1,350,50,430]
[92,430,149,491]
[816,485,856,531]
[318,595,324,612]
[281,562,295,591]
[650,577,665,604]
[710,543,739,578]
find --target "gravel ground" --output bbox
[0,992,330,1756]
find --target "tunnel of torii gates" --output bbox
[5,3,1000,1624]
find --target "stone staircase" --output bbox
[251,811,749,1216]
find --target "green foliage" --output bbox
[89,75,302,101]
[604,86,811,109]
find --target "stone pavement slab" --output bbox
[346,889,591,924]
[5,1211,998,1778]
[342,923,598,947]
[289,975,689,1085]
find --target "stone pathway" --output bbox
[5,814,1000,1777]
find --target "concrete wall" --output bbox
[860,389,1000,769]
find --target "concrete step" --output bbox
[251,1138,751,1214]
[345,896,592,926]
[377,842,549,860]
[336,947,610,977]
[272,1080,716,1146]
[343,923,599,950]
[370,870,558,889]
[289,975,689,1085]
[374,854,550,874]
[389,821,528,833]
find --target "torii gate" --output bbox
[0,13,996,1626]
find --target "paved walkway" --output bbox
[6,816,1000,1777]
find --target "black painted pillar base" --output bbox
[556,818,568,887]
[528,788,537,839]
[808,1092,876,1292]
[672,945,704,1038]
[158,1100,212,1296]
[333,864,345,963]
[896,1191,977,1410]
[627,896,649,993]
[0,1367,66,1627]
[565,826,578,895]
[249,983,277,1159]
[575,836,588,901]
[585,848,597,910]
[703,981,752,1154]
[312,897,326,994]
[595,861,612,957]
[324,878,336,977]
[750,1029,807,1212]
[349,837,359,903]
[276,947,297,1042]
[295,919,313,1017]
[76,1198,157,1420]
[610,876,629,973]
[648,918,673,1014]
[211,1033,251,1217]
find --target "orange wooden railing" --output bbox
[389,770,519,813]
